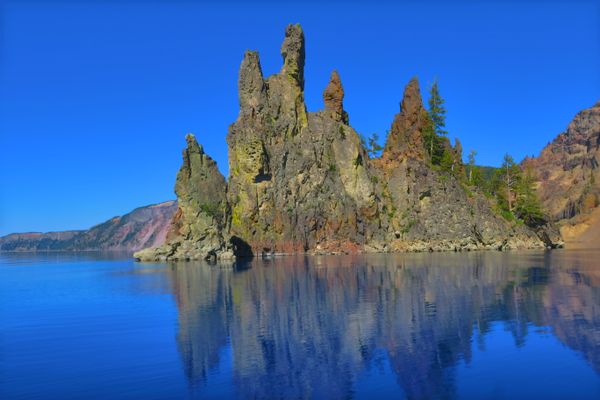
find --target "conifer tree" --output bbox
[424,81,448,165]
[367,133,383,158]
[360,132,383,158]
[494,154,521,214]
[422,115,437,163]
[468,150,477,184]
[452,138,464,175]
[429,81,447,138]
[515,165,544,225]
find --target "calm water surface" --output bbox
[2,251,600,399]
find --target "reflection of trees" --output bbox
[166,251,600,399]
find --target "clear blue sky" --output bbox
[1,1,598,236]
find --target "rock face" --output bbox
[523,101,600,247]
[135,134,234,261]
[323,70,348,124]
[382,78,428,161]
[524,102,600,221]
[136,24,560,261]
[0,201,177,252]
[373,79,553,252]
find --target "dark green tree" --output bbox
[493,154,521,216]
[514,166,544,225]
[439,149,455,173]
[468,150,477,184]
[428,81,447,137]
[367,133,383,157]
[361,132,383,158]
[422,115,436,162]
[423,81,448,165]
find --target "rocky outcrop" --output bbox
[382,77,428,161]
[134,134,234,261]
[225,23,380,256]
[0,201,177,252]
[524,101,600,221]
[135,24,559,261]
[523,101,599,247]
[323,70,348,124]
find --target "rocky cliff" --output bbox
[135,24,559,261]
[0,201,177,252]
[523,101,599,246]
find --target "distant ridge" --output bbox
[0,201,177,253]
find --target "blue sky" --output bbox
[0,0,598,235]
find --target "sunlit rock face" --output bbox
[136,24,560,260]
[523,102,600,247]
[168,252,600,398]
[134,134,233,262]
[525,102,600,221]
[226,24,381,255]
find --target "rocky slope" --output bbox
[0,231,84,252]
[0,201,177,252]
[135,24,560,261]
[524,101,599,247]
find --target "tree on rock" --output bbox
[429,81,447,137]
[423,81,449,165]
[467,150,478,184]
[515,165,544,225]
[497,154,521,214]
[361,132,384,158]
[490,154,545,225]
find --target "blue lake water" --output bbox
[2,251,600,399]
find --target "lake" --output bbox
[2,250,600,399]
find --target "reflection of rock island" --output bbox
[167,252,600,398]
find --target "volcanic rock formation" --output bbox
[134,134,234,261]
[135,24,560,261]
[523,101,600,246]
[524,102,600,221]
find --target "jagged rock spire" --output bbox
[135,133,231,262]
[280,24,305,89]
[399,77,423,117]
[238,50,266,115]
[382,77,428,160]
[176,134,227,218]
[323,70,348,124]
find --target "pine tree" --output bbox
[367,133,383,158]
[422,115,437,163]
[468,150,477,184]
[424,81,448,165]
[452,138,464,176]
[440,149,455,173]
[515,166,544,225]
[429,81,447,138]
[494,154,521,215]
[360,132,383,158]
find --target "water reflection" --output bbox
[164,251,600,399]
